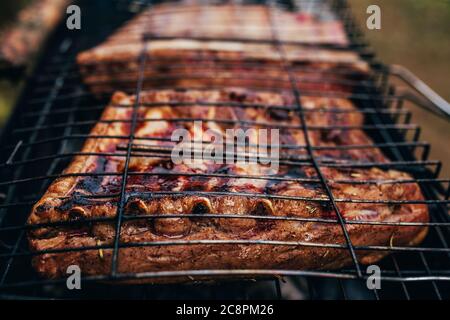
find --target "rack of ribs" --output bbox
[77,4,369,96]
[28,89,428,282]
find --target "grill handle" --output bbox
[388,64,450,120]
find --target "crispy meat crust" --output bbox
[28,89,428,282]
[76,4,368,95]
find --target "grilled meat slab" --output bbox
[28,89,428,282]
[0,0,70,67]
[77,4,368,95]
[104,4,350,44]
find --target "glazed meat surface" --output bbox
[77,4,368,95]
[28,89,428,281]
[102,4,350,44]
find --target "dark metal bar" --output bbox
[11,116,420,134]
[418,252,442,300]
[274,279,282,300]
[0,38,74,286]
[1,268,448,291]
[34,73,378,94]
[19,102,411,119]
[390,254,411,300]
[1,133,427,154]
[5,141,23,165]
[3,165,448,188]
[3,238,450,261]
[0,212,447,236]
[24,88,411,106]
[110,39,150,276]
[267,0,362,277]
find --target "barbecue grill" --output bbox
[0,0,449,300]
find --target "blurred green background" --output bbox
[0,0,30,124]
[0,0,449,172]
[348,0,450,176]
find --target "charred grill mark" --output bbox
[318,201,335,218]
[213,183,231,193]
[73,157,108,194]
[162,160,174,170]
[286,166,307,178]
[191,198,213,221]
[57,192,118,212]
[125,198,148,215]
[68,207,87,221]
[264,180,281,194]
[209,166,231,192]
[268,108,291,120]
[192,202,210,214]
[214,166,231,175]
[303,182,324,191]
[253,199,273,216]
[57,198,76,212]
[35,202,52,214]
[320,128,343,143]
[253,200,276,231]
[228,90,248,102]
[253,201,271,216]
[75,176,103,194]
[186,177,209,191]
[255,220,275,232]
[279,130,298,146]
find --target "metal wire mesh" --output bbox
[0,0,449,300]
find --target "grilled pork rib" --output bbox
[28,89,428,281]
[76,4,368,95]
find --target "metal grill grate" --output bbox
[0,0,449,300]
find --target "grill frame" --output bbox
[0,0,449,300]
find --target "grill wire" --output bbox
[0,0,449,299]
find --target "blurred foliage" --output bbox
[348,0,450,101]
[348,0,450,176]
[0,0,31,128]
[0,80,19,125]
